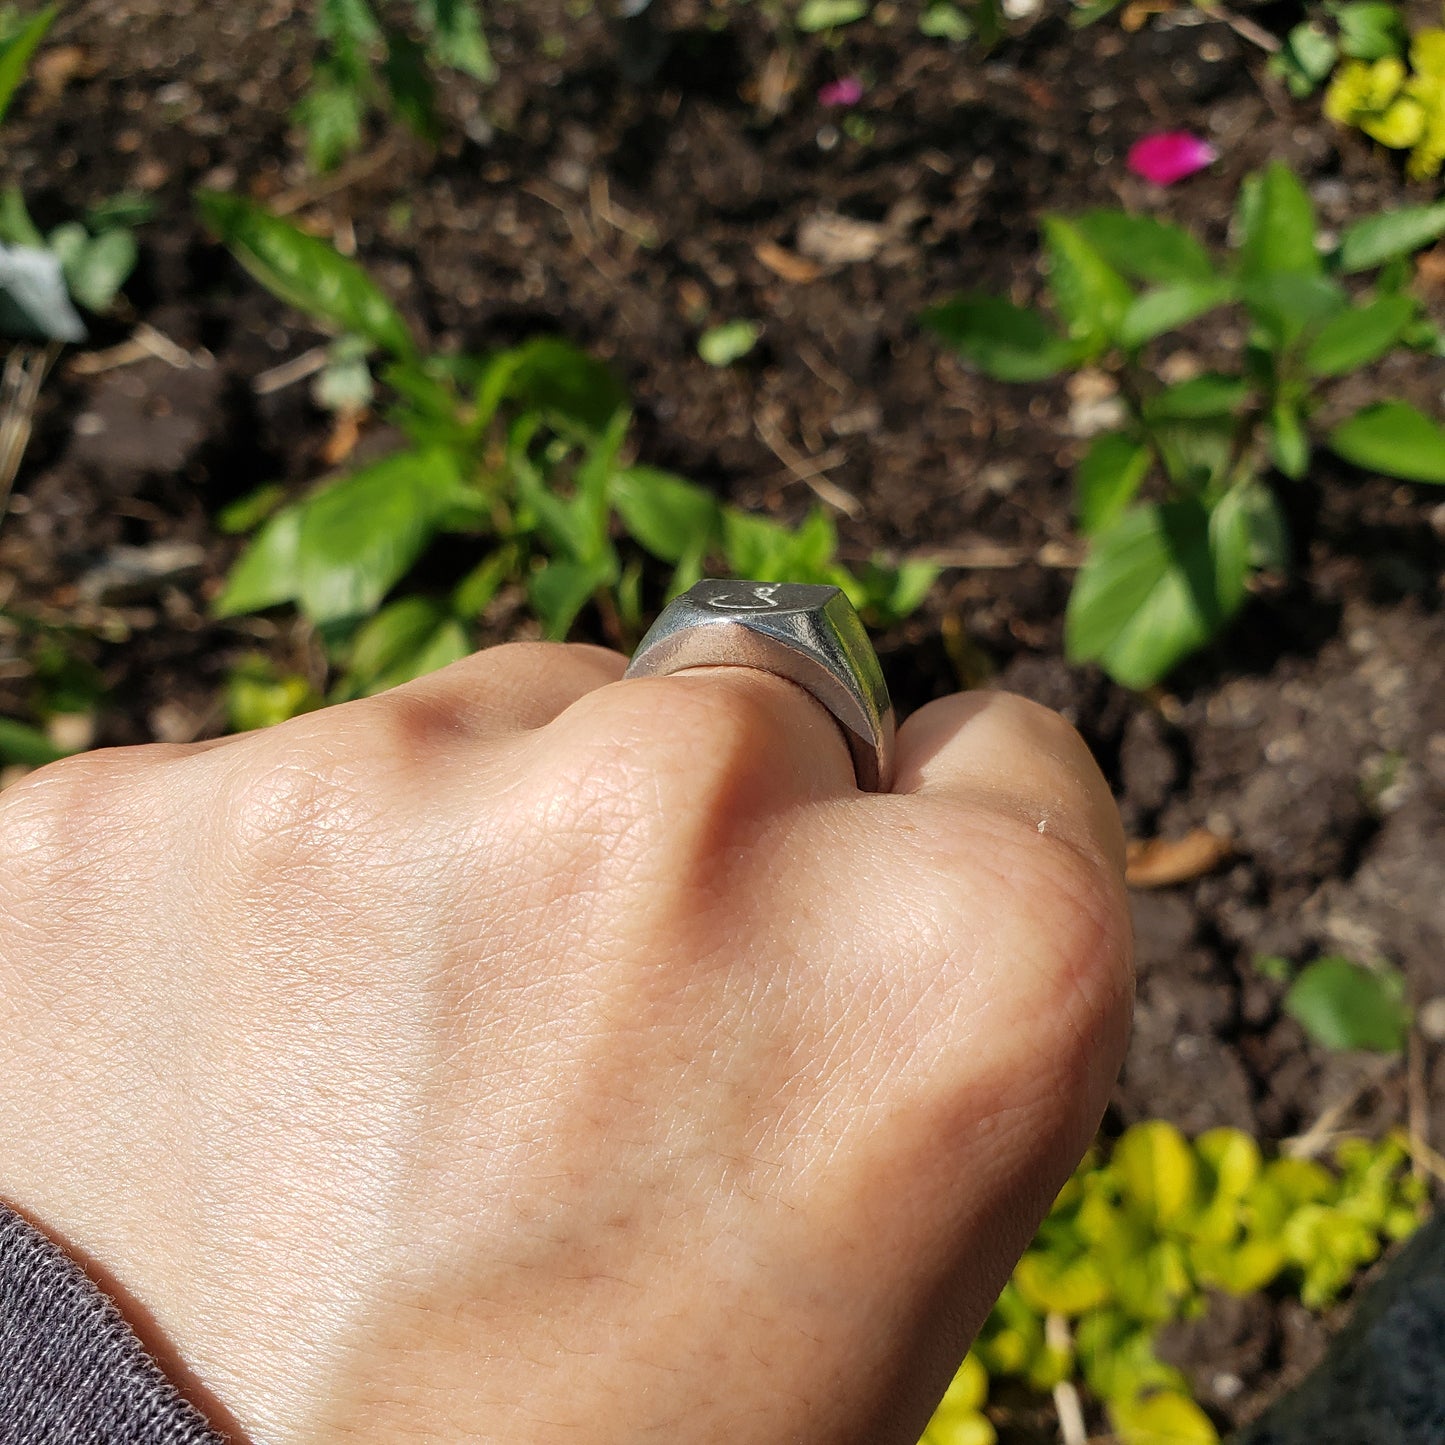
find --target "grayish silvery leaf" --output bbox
[0,242,86,343]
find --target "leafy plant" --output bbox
[298,0,495,173]
[1281,954,1412,1052]
[200,193,935,703]
[1324,27,1445,180]
[920,1123,1427,1445]
[1272,1,1407,98]
[922,162,1445,688]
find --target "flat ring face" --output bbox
[624,579,896,792]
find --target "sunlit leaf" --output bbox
[214,507,303,617]
[1329,400,1445,482]
[1237,162,1321,279]
[697,319,761,366]
[197,190,415,358]
[1304,291,1414,375]
[1336,201,1445,272]
[1283,955,1410,1052]
[296,447,468,624]
[795,0,869,30]
[1042,215,1134,347]
[1073,211,1216,285]
[920,295,1083,381]
[1077,432,1152,536]
[0,5,55,127]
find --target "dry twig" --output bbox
[753,411,860,517]
[0,342,61,531]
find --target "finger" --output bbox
[891,689,1126,875]
[545,663,859,808]
[374,641,628,737]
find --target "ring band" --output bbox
[625,580,896,792]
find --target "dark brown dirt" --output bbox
[2,0,1443,1436]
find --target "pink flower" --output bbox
[1127,131,1218,186]
[818,76,864,107]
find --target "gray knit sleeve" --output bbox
[0,1201,226,1443]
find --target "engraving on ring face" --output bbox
[707,584,782,611]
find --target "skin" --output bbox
[0,642,1132,1445]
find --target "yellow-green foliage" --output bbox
[921,1124,1427,1445]
[1326,29,1445,179]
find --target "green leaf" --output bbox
[1151,417,1235,492]
[0,186,43,248]
[528,554,616,640]
[1268,396,1310,479]
[920,295,1081,381]
[1284,955,1410,1052]
[610,465,721,564]
[1336,201,1445,273]
[338,595,470,697]
[317,0,382,45]
[721,506,838,582]
[504,336,627,433]
[451,547,516,618]
[1242,272,1346,349]
[217,482,287,535]
[1073,211,1216,286]
[214,507,303,616]
[1065,497,1248,687]
[415,0,496,81]
[225,655,318,732]
[196,191,414,358]
[795,0,869,30]
[1333,1,1406,60]
[1110,1390,1219,1445]
[1271,23,1339,97]
[1329,401,1445,482]
[54,227,137,313]
[918,2,972,40]
[1117,279,1235,349]
[380,29,438,141]
[1237,163,1321,280]
[1143,373,1249,420]
[1304,291,1414,375]
[0,714,69,767]
[84,193,157,232]
[1077,433,1152,536]
[1114,1120,1199,1226]
[1012,1250,1112,1316]
[294,61,368,173]
[697,320,761,367]
[1070,0,1124,24]
[1042,215,1134,347]
[296,447,468,624]
[1230,479,1290,570]
[0,5,54,127]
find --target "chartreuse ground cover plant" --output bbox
[198,192,936,713]
[923,162,1445,689]
[1274,0,1445,181]
[299,0,495,172]
[920,1123,1427,1445]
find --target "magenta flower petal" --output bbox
[1127,131,1218,186]
[818,76,865,107]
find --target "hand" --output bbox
[0,644,1131,1444]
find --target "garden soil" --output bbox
[2,0,1444,1435]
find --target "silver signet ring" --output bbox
[624,579,896,793]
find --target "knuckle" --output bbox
[217,732,370,873]
[0,751,131,881]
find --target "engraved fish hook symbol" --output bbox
[708,583,781,611]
